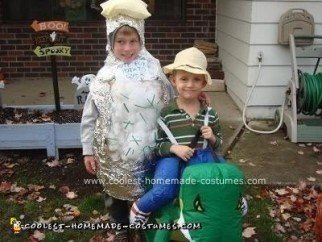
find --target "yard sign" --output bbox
[31,20,71,111]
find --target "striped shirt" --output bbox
[155,98,223,157]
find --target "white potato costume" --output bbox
[81,0,173,200]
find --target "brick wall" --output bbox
[0,0,222,80]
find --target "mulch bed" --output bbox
[0,108,82,124]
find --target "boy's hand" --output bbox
[198,92,211,106]
[201,125,216,143]
[170,145,194,162]
[84,155,98,175]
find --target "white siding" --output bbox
[216,0,322,118]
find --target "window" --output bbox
[3,0,104,22]
[3,0,185,22]
[144,0,186,21]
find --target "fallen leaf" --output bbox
[298,150,304,155]
[90,234,105,241]
[288,187,299,194]
[58,186,70,194]
[270,140,278,146]
[313,146,320,153]
[245,194,253,200]
[239,159,246,163]
[275,188,289,196]
[298,181,307,190]
[280,202,292,213]
[10,183,25,193]
[38,216,53,224]
[14,113,23,120]
[28,184,45,191]
[0,181,12,193]
[32,230,45,241]
[260,187,269,198]
[290,195,297,202]
[63,204,81,217]
[32,118,41,123]
[248,162,256,167]
[292,217,301,222]
[268,208,276,218]
[242,227,256,238]
[299,219,313,232]
[307,177,316,182]
[66,158,75,164]
[316,170,322,175]
[66,191,77,199]
[298,143,306,147]
[27,191,41,201]
[282,213,291,221]
[100,213,109,221]
[275,223,286,233]
[285,222,291,228]
[36,196,46,202]
[55,208,63,216]
[41,114,52,122]
[3,163,18,168]
[290,235,298,240]
[62,215,74,222]
[46,160,60,167]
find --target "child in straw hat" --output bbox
[130,47,224,224]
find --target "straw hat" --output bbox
[163,47,212,85]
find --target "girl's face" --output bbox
[172,70,207,101]
[113,30,141,64]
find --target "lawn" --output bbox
[0,149,318,241]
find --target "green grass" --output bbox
[0,150,287,241]
[78,194,106,218]
[244,185,283,241]
[0,194,106,241]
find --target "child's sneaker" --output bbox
[130,201,150,225]
[240,197,248,216]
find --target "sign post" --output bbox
[31,20,71,111]
[51,54,61,111]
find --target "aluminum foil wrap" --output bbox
[91,59,169,200]
[89,14,172,201]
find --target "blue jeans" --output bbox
[137,147,224,213]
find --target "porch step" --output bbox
[194,40,225,88]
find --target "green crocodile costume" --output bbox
[145,162,244,242]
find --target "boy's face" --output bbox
[172,70,207,101]
[113,31,141,64]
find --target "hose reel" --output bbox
[282,34,322,143]
[296,70,322,116]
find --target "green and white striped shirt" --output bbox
[155,99,223,157]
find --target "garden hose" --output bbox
[297,70,322,116]
[242,62,287,134]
